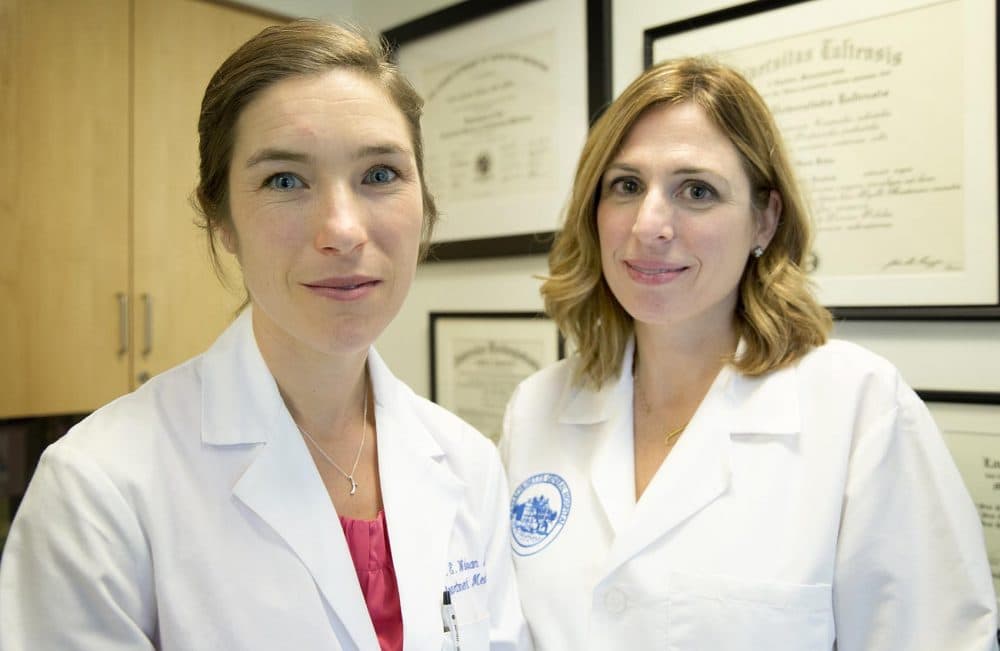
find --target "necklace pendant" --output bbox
[348,476,358,496]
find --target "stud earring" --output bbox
[751,245,765,258]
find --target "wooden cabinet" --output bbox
[0,0,278,418]
[0,0,132,417]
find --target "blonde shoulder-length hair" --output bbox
[543,57,832,388]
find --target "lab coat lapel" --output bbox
[203,312,379,651]
[232,436,378,650]
[604,360,802,573]
[604,366,735,573]
[576,341,637,538]
[370,350,464,651]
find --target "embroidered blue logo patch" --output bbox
[510,473,571,556]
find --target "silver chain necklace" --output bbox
[297,378,368,496]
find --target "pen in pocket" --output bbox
[441,589,461,650]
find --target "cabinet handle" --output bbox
[116,292,128,356]
[141,293,153,356]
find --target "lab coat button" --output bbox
[604,588,627,613]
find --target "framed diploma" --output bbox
[922,390,1000,614]
[429,311,565,443]
[383,0,612,261]
[644,0,1000,319]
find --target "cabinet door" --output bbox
[0,0,131,418]
[132,0,278,385]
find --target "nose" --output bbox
[314,186,367,254]
[631,187,675,243]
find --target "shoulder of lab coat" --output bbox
[501,337,998,650]
[808,342,999,651]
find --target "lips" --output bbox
[302,275,381,300]
[626,261,686,275]
[624,259,688,284]
[306,275,378,289]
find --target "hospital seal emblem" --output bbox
[510,473,571,556]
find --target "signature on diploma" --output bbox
[882,255,959,272]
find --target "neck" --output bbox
[632,316,738,409]
[251,308,370,442]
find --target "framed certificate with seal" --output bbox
[429,311,564,443]
[643,0,999,319]
[384,0,612,260]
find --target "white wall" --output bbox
[243,0,1000,396]
[353,0,456,31]
[230,0,354,21]
[231,0,454,30]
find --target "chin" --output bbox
[316,315,391,355]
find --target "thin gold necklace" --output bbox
[664,423,686,446]
[636,375,688,446]
[297,377,368,496]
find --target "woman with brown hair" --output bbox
[501,57,996,650]
[0,21,530,651]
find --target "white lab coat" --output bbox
[0,312,531,651]
[500,338,998,650]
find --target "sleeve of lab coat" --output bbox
[482,445,534,651]
[0,443,157,650]
[833,377,998,650]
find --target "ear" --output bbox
[755,189,781,250]
[218,223,239,256]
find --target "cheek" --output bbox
[379,198,425,264]
[596,205,622,253]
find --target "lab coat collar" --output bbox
[558,337,636,426]
[571,338,637,537]
[723,356,801,436]
[200,310,283,446]
[566,335,802,574]
[557,335,802,433]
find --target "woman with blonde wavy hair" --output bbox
[500,57,996,650]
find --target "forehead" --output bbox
[615,101,742,168]
[232,68,412,154]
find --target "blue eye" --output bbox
[684,182,716,201]
[364,166,398,185]
[265,173,303,191]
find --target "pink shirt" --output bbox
[338,510,404,651]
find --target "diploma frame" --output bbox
[642,0,1000,320]
[429,311,565,442]
[383,0,612,261]
[919,390,1000,621]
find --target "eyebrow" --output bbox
[243,142,412,168]
[357,143,411,158]
[244,148,310,168]
[603,162,718,177]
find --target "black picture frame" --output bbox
[383,0,612,261]
[643,0,1000,320]
[917,389,1000,406]
[428,311,565,441]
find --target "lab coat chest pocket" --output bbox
[661,572,833,650]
